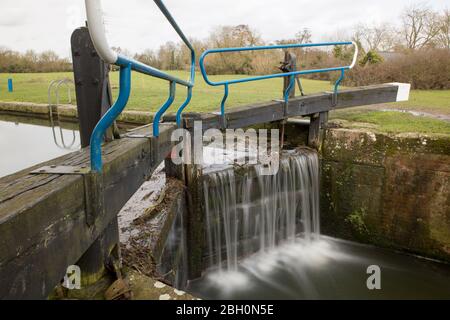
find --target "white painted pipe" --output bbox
[349,41,359,69]
[84,0,118,64]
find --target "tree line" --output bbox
[0,48,71,73]
[128,3,450,76]
[1,3,449,89]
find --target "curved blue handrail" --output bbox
[152,0,196,127]
[153,81,176,136]
[199,41,358,121]
[85,0,195,172]
[91,64,131,172]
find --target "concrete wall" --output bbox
[320,128,450,262]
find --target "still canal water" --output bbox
[0,118,80,177]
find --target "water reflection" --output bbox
[47,79,79,150]
[0,119,80,178]
[50,118,79,150]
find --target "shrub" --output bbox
[344,49,450,89]
[359,51,384,66]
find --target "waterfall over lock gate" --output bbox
[203,148,320,271]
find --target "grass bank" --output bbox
[0,71,448,134]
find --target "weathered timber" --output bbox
[281,51,297,99]
[0,123,175,299]
[76,219,120,286]
[308,112,328,149]
[71,27,115,147]
[71,25,119,287]
[185,84,405,130]
[185,162,204,279]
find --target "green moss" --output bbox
[345,209,370,239]
[320,128,450,262]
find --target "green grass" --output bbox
[0,71,449,134]
[397,90,450,115]
[330,110,450,135]
[1,71,449,114]
[0,71,332,113]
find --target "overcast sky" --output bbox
[1,0,449,58]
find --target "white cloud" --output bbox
[0,0,449,58]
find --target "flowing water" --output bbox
[202,148,320,271]
[187,148,450,299]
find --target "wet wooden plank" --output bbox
[0,123,176,299]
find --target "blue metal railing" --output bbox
[85,0,195,172]
[199,41,358,123]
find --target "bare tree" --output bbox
[111,47,133,58]
[295,28,312,44]
[134,49,161,69]
[205,25,262,74]
[436,9,450,49]
[354,23,395,52]
[157,41,181,70]
[276,28,312,45]
[230,25,262,47]
[401,3,441,49]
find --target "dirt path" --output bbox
[337,104,450,122]
[377,106,450,122]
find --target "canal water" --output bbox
[0,118,80,177]
[188,236,450,299]
[187,148,450,300]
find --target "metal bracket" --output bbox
[31,165,103,227]
[332,92,338,107]
[31,165,90,175]
[212,111,227,129]
[124,133,154,139]
[324,91,338,108]
[284,99,289,120]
